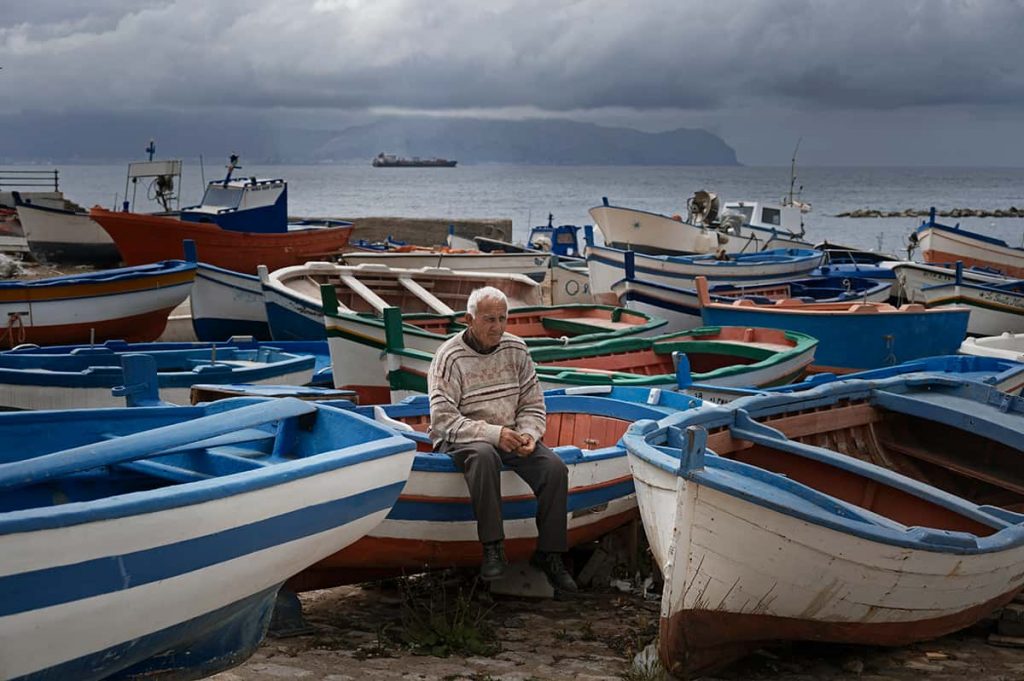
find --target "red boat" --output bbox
[90,207,353,274]
[90,159,352,273]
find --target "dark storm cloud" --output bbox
[2,0,1023,115]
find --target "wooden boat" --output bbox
[585,231,824,301]
[326,299,666,403]
[0,340,316,409]
[473,219,584,260]
[89,161,353,273]
[960,332,1024,363]
[261,261,543,341]
[338,250,553,282]
[13,159,184,266]
[696,354,1024,404]
[0,394,416,680]
[695,276,970,373]
[816,241,899,265]
[613,272,891,333]
[0,173,67,254]
[911,207,1024,277]
[916,264,1024,336]
[0,259,195,347]
[190,261,271,341]
[383,324,817,403]
[287,388,706,590]
[622,375,1024,677]
[13,192,121,265]
[589,194,808,256]
[892,260,1015,304]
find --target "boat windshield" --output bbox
[201,185,244,209]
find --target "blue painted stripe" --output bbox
[387,479,634,522]
[0,480,405,617]
[0,261,194,290]
[14,585,277,681]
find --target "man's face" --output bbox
[466,297,508,351]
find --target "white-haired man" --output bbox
[427,286,577,593]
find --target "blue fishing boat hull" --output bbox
[700,303,969,372]
[0,398,416,680]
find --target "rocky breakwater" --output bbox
[838,207,1024,218]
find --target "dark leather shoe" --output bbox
[530,551,578,593]
[480,541,507,581]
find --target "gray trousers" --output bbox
[441,440,569,553]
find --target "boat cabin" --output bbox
[722,200,804,235]
[182,177,288,234]
[527,217,582,258]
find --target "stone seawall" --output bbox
[837,207,1023,218]
[301,216,513,246]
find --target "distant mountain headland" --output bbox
[319,117,739,166]
[0,111,738,166]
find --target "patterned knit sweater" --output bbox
[427,329,546,449]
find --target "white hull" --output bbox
[586,243,824,298]
[0,367,313,410]
[589,205,721,255]
[386,343,812,400]
[0,452,414,680]
[263,261,543,340]
[374,460,635,544]
[893,262,1014,303]
[960,333,1024,362]
[919,283,1024,336]
[627,450,1024,677]
[190,264,268,340]
[339,251,551,281]
[549,262,593,304]
[16,202,114,249]
[0,281,192,331]
[918,226,1024,278]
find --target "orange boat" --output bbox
[90,208,352,274]
[89,160,352,273]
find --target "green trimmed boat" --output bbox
[384,323,818,402]
[322,286,666,404]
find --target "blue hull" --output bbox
[192,317,272,342]
[700,305,970,371]
[17,586,278,681]
[265,302,326,341]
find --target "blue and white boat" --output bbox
[685,353,1024,404]
[190,261,270,341]
[916,262,1024,336]
[623,374,1024,678]
[612,270,891,333]
[261,261,542,341]
[695,276,970,373]
[0,396,416,680]
[585,228,824,302]
[280,388,708,590]
[588,194,809,257]
[0,339,320,409]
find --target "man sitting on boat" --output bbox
[427,286,578,593]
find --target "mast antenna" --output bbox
[788,137,802,205]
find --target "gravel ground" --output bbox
[210,579,1024,681]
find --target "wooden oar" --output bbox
[0,398,317,491]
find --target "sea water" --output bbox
[52,163,1024,256]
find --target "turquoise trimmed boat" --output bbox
[383,323,817,402]
[325,292,665,404]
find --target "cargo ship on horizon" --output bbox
[372,152,457,168]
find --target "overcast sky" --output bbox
[3,0,1023,165]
